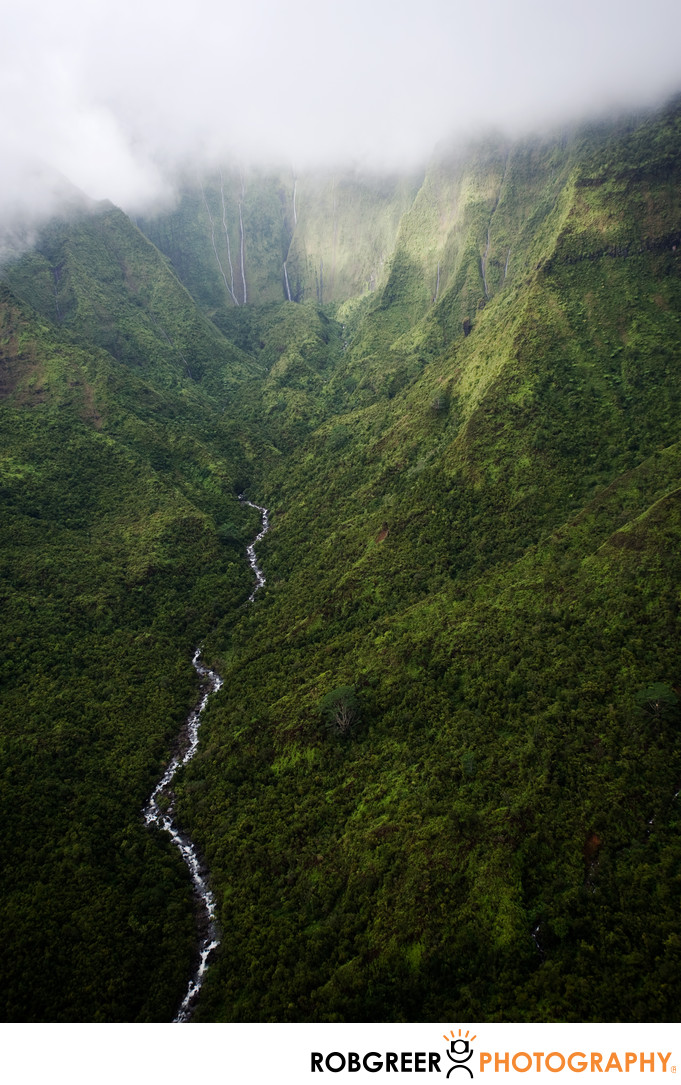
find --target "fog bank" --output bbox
[2,0,680,224]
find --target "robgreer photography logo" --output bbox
[310,1028,675,1076]
[444,1029,476,1079]
[310,1028,475,1075]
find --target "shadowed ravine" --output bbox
[143,498,269,1022]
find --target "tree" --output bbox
[320,686,359,737]
[635,683,679,723]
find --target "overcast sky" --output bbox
[2,0,681,219]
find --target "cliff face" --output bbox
[136,103,681,359]
[137,167,421,309]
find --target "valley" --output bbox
[1,99,680,1023]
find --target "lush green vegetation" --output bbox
[1,100,680,1022]
[0,270,259,1019]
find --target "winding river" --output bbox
[242,496,269,600]
[143,496,269,1022]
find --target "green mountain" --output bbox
[1,99,680,1022]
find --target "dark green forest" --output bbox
[1,99,680,1022]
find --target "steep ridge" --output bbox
[4,204,258,395]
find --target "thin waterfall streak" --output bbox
[283,261,292,302]
[154,319,194,380]
[331,177,338,289]
[238,173,247,305]
[434,261,441,303]
[52,268,62,321]
[219,169,239,306]
[239,203,247,304]
[481,227,492,298]
[481,152,509,299]
[200,180,237,306]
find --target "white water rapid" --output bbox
[143,498,269,1021]
[240,495,270,601]
[143,650,222,1022]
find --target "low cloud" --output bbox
[1,0,680,227]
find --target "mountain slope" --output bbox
[1,100,681,1023]
[5,204,259,394]
[170,104,681,1022]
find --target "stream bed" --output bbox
[143,496,269,1021]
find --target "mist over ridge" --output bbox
[2,0,681,234]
